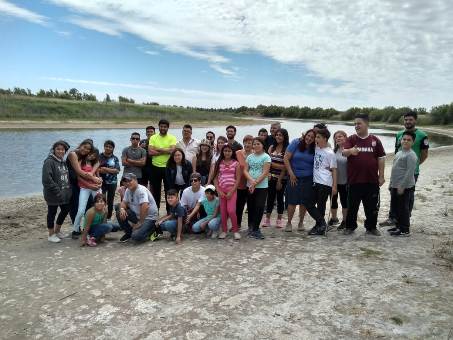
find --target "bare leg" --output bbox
[287,204,296,225]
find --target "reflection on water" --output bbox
[2,120,451,197]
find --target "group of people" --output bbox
[42,111,428,246]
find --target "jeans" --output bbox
[73,188,99,232]
[115,208,156,242]
[236,188,248,227]
[247,188,268,231]
[160,219,178,236]
[192,216,221,233]
[388,174,418,221]
[47,204,70,229]
[266,177,286,215]
[219,187,238,232]
[346,183,380,230]
[89,223,113,240]
[102,183,117,219]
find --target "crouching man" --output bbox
[116,173,158,243]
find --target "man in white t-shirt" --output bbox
[176,124,199,162]
[309,128,337,236]
[116,173,158,243]
[180,172,205,214]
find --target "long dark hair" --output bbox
[213,144,237,180]
[75,139,93,161]
[82,147,100,166]
[167,147,186,169]
[271,128,289,153]
[195,142,213,168]
[298,129,315,154]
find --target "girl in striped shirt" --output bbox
[213,144,241,240]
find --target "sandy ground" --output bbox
[1,148,452,339]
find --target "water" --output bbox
[2,119,451,197]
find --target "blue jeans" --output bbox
[160,219,178,236]
[192,216,221,233]
[89,223,113,240]
[73,188,98,232]
[115,208,156,242]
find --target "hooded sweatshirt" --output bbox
[42,154,72,205]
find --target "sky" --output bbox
[0,0,452,109]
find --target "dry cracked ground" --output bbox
[1,147,452,339]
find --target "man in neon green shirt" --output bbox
[148,119,177,211]
[380,110,429,227]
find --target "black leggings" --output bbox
[266,177,286,215]
[313,183,331,219]
[47,204,70,229]
[102,183,117,219]
[331,184,348,209]
[236,188,248,226]
[247,188,268,231]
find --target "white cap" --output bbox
[204,184,216,192]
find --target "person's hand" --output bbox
[379,176,385,187]
[351,146,359,156]
[80,237,87,247]
[185,215,192,225]
[290,174,298,187]
[119,208,127,221]
[175,237,182,245]
[276,180,282,191]
[131,223,141,230]
[332,186,337,196]
[218,191,226,198]
[397,187,404,195]
[226,191,232,199]
[249,182,256,194]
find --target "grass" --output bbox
[0,95,244,122]
[359,247,383,257]
[390,316,404,325]
[433,238,453,269]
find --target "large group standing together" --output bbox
[42,111,429,246]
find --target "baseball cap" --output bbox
[204,184,216,192]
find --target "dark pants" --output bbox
[69,182,93,224]
[247,188,268,231]
[313,183,331,219]
[266,177,286,215]
[150,165,169,211]
[236,188,248,227]
[346,183,380,230]
[102,183,117,219]
[331,184,348,209]
[115,207,156,242]
[388,174,418,221]
[140,165,153,190]
[390,188,413,232]
[47,204,70,229]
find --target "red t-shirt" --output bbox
[344,134,386,184]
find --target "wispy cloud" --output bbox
[0,0,47,25]
[137,46,159,56]
[68,16,121,37]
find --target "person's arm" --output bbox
[419,137,429,164]
[131,202,149,229]
[80,209,94,246]
[255,162,271,185]
[42,161,60,196]
[68,152,92,179]
[378,157,385,186]
[331,168,338,196]
[342,147,359,157]
[126,156,146,167]
[207,162,215,185]
[214,175,225,198]
[283,151,298,187]
[191,157,197,174]
[243,161,254,183]
[156,214,172,225]
[186,202,201,224]
[99,157,120,174]
[175,216,183,244]
[420,149,428,164]
[399,155,417,193]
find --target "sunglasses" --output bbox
[131,137,140,140]
[190,178,200,183]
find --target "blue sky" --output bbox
[1,0,452,109]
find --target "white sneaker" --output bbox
[55,232,66,239]
[211,231,219,239]
[233,232,241,240]
[285,223,293,232]
[297,221,305,231]
[218,231,227,239]
[48,234,61,243]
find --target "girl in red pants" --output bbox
[213,144,241,240]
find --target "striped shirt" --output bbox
[218,160,238,189]
[269,148,285,177]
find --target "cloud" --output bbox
[68,16,121,36]
[137,46,159,56]
[0,0,47,25]
[45,0,453,106]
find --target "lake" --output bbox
[2,119,451,197]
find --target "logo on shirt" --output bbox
[371,140,376,147]
[357,147,374,153]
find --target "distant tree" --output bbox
[105,94,112,102]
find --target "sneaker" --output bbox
[252,229,265,239]
[87,237,97,247]
[285,222,293,232]
[211,231,219,239]
[149,231,158,242]
[233,232,241,240]
[308,225,325,236]
[55,232,66,239]
[262,217,271,227]
[387,227,398,233]
[379,218,396,227]
[218,231,227,239]
[71,231,81,239]
[328,218,339,226]
[297,221,305,232]
[366,228,382,236]
[275,219,284,229]
[390,229,410,237]
[343,228,355,235]
[119,234,131,243]
[48,234,61,243]
[337,221,346,230]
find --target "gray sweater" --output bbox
[390,149,417,189]
[42,154,72,205]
